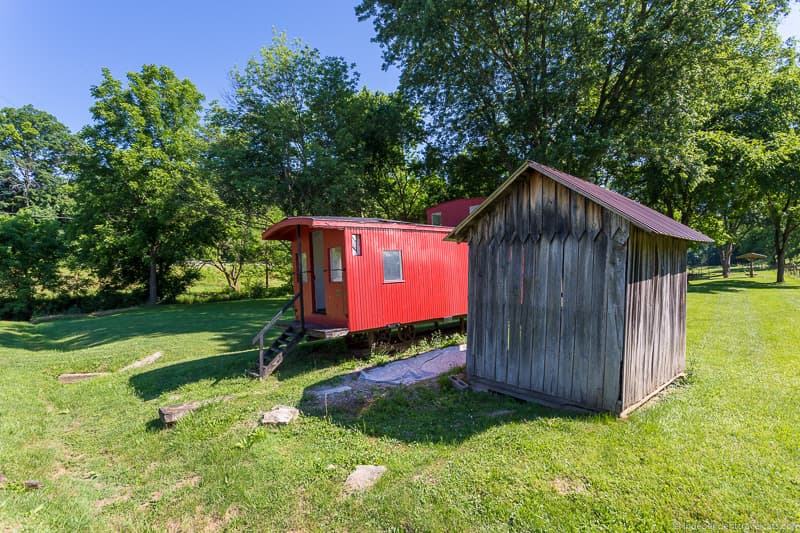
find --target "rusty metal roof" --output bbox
[262,216,451,240]
[447,161,713,243]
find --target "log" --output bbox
[58,372,110,384]
[157,395,233,426]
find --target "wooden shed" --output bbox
[447,161,712,415]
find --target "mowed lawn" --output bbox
[1,274,799,531]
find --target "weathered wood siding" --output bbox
[621,229,687,410]
[466,170,630,412]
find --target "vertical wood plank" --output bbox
[586,203,608,408]
[602,213,629,412]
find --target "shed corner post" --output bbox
[296,224,305,331]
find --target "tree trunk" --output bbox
[776,247,786,283]
[265,259,270,289]
[719,242,733,279]
[148,250,158,305]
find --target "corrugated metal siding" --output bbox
[345,227,469,332]
[426,198,485,226]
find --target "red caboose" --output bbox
[259,217,468,351]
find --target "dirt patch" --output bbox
[174,475,201,490]
[165,504,239,532]
[95,489,131,510]
[552,476,587,495]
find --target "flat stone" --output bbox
[343,465,386,494]
[487,409,514,417]
[310,385,352,397]
[120,351,163,372]
[58,372,110,384]
[260,405,300,425]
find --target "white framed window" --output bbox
[300,252,308,283]
[351,234,362,256]
[431,212,442,225]
[382,250,403,282]
[329,246,343,282]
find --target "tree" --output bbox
[694,131,764,278]
[0,105,76,214]
[211,33,436,220]
[0,209,66,318]
[76,65,221,304]
[357,0,790,180]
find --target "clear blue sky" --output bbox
[1,0,798,132]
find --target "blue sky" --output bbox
[1,0,799,132]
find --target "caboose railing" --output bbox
[252,292,302,375]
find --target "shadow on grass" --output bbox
[128,337,357,400]
[3,298,288,353]
[300,375,595,445]
[688,277,799,294]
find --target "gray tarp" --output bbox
[359,344,467,385]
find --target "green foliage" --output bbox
[0,209,67,318]
[1,276,799,529]
[0,105,77,214]
[75,65,223,303]
[209,33,440,221]
[358,0,790,185]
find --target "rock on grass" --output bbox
[343,465,386,494]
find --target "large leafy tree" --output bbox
[76,65,221,304]
[0,209,66,318]
[357,0,790,184]
[0,105,76,214]
[210,34,438,220]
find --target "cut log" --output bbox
[120,351,163,372]
[58,372,110,384]
[157,395,233,426]
[23,480,42,490]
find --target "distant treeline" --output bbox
[3,2,800,319]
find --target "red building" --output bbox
[262,216,469,337]
[426,198,485,227]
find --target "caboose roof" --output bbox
[446,161,713,243]
[262,216,452,240]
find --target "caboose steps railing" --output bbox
[252,293,303,379]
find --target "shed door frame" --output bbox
[311,231,326,313]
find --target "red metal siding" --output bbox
[344,227,469,332]
[426,198,485,227]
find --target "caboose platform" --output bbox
[277,320,350,339]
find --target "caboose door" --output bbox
[311,231,326,313]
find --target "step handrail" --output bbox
[252,292,301,345]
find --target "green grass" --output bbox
[1,272,799,530]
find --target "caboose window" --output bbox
[431,212,442,225]
[329,247,343,282]
[383,250,403,282]
[351,234,362,256]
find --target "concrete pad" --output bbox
[260,405,300,425]
[343,465,386,494]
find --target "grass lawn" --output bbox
[1,272,799,530]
